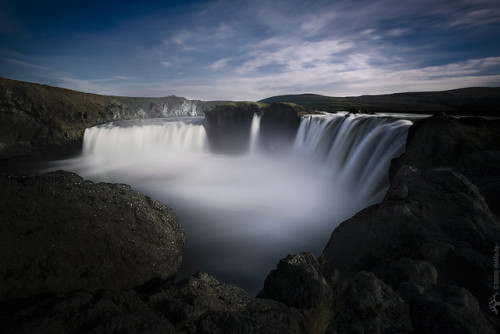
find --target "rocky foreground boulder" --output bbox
[0,170,185,301]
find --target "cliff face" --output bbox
[203,103,259,154]
[203,102,304,154]
[0,78,208,160]
[259,103,302,153]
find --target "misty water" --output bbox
[48,113,414,293]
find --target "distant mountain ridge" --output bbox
[259,87,500,116]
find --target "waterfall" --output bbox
[51,113,413,294]
[249,113,261,154]
[294,113,412,202]
[82,118,207,156]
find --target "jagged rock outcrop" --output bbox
[258,252,332,310]
[148,271,305,333]
[0,170,185,301]
[0,290,177,334]
[390,114,500,215]
[329,271,413,334]
[0,77,208,159]
[257,115,500,333]
[390,115,500,174]
[455,150,500,215]
[203,103,261,154]
[320,166,499,333]
[0,272,306,334]
[259,103,302,153]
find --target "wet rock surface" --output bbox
[0,170,185,301]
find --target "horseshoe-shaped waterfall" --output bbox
[51,113,412,293]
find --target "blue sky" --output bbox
[1,0,500,100]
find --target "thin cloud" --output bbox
[237,38,354,74]
[208,58,229,70]
[3,58,53,72]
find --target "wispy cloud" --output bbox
[115,75,133,80]
[237,38,354,74]
[1,0,499,100]
[208,58,229,70]
[3,58,53,72]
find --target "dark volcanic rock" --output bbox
[0,272,307,334]
[0,290,176,334]
[390,114,500,215]
[456,150,500,215]
[328,271,413,334]
[148,271,306,334]
[258,252,332,310]
[259,103,301,153]
[202,104,259,153]
[390,115,500,179]
[320,165,499,333]
[0,170,185,301]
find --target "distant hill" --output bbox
[259,87,500,116]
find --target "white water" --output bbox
[49,113,412,293]
[249,113,262,154]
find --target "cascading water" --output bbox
[83,118,207,156]
[294,113,412,206]
[249,113,262,154]
[49,113,413,293]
